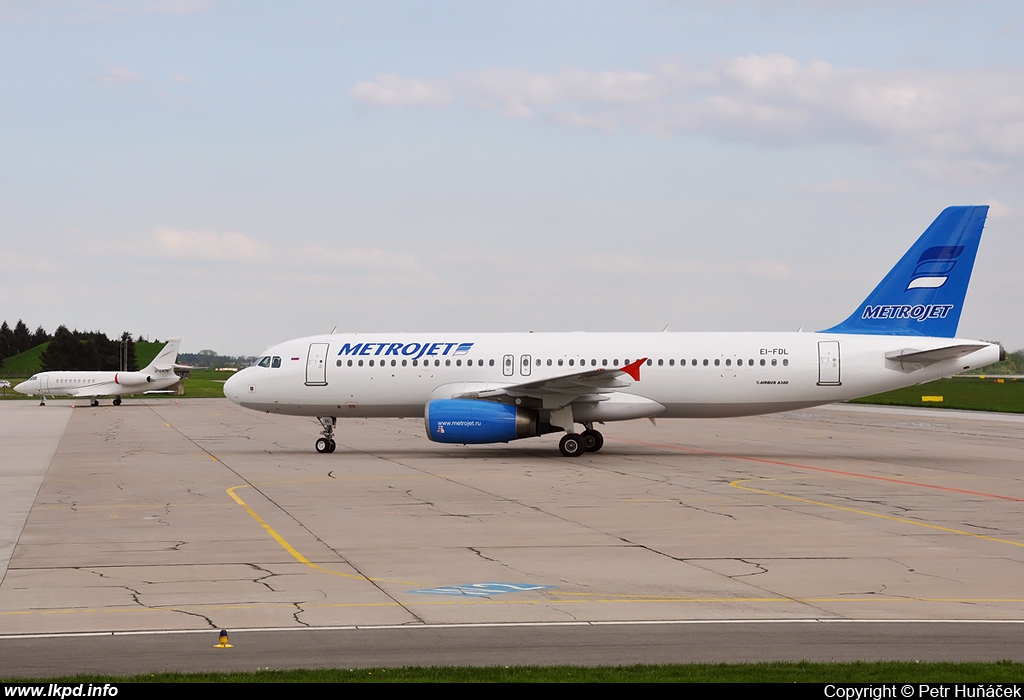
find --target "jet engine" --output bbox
[114,372,153,387]
[425,399,550,444]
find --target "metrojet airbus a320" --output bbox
[224,206,1004,457]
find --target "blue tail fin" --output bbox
[821,206,988,338]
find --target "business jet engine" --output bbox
[114,372,154,387]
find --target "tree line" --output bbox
[0,320,142,372]
[0,320,49,363]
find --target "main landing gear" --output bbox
[315,416,337,454]
[558,425,604,458]
[113,398,121,406]
[90,398,99,407]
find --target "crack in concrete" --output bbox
[291,602,311,627]
[126,585,217,629]
[731,559,769,578]
[245,562,278,592]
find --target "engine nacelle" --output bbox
[114,372,153,387]
[425,399,540,444]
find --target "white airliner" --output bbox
[224,207,1004,456]
[16,339,183,406]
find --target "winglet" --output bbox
[621,357,647,382]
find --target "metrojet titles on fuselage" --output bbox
[224,207,1003,457]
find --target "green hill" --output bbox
[0,342,48,377]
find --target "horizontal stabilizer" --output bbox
[885,344,988,370]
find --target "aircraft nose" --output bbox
[223,371,244,404]
[13,381,30,395]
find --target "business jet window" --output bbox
[272,357,282,368]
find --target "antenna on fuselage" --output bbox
[330,326,338,334]
[661,324,670,332]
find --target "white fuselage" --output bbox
[15,369,180,399]
[223,331,1000,420]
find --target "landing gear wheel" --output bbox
[113,398,122,406]
[315,416,337,454]
[581,429,604,453]
[559,433,586,457]
[90,399,99,407]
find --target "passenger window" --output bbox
[771,359,777,366]
[336,360,342,367]
[558,359,563,366]
[760,359,765,366]
[783,359,789,366]
[714,359,720,366]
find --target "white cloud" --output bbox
[153,228,270,261]
[351,74,453,107]
[297,246,423,273]
[351,55,1024,167]
[95,65,145,85]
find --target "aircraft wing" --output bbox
[885,344,989,370]
[454,358,647,409]
[65,383,118,398]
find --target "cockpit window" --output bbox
[271,356,281,368]
[29,375,37,381]
[257,356,272,368]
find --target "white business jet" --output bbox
[16,339,183,406]
[224,207,1003,456]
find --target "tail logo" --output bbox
[906,245,965,290]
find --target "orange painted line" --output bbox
[611,437,1024,503]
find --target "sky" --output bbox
[1,0,1022,355]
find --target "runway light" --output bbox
[214,629,233,649]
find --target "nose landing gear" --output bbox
[315,416,337,453]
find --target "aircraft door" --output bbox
[306,343,329,386]
[520,354,532,377]
[503,354,514,377]
[40,375,49,393]
[817,340,841,386]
